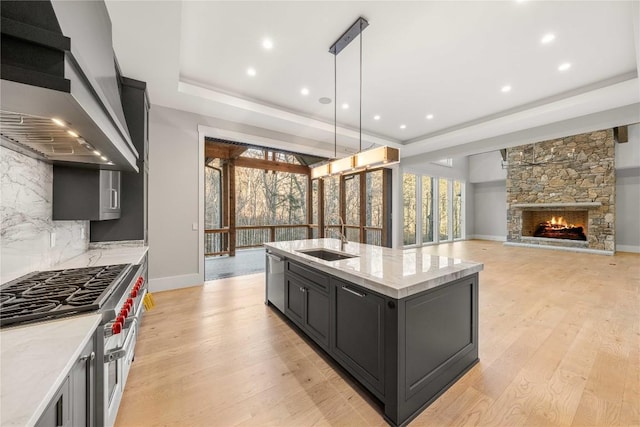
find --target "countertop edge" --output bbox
[1,314,102,427]
[265,241,483,299]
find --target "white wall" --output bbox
[472,181,507,241]
[469,151,506,183]
[614,123,640,252]
[0,146,88,282]
[616,168,640,252]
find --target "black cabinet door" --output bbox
[285,276,305,326]
[304,284,330,348]
[333,279,385,394]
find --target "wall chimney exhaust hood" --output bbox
[0,0,139,172]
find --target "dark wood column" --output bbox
[228,159,236,256]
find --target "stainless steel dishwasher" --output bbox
[265,251,285,313]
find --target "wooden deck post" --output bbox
[228,159,236,256]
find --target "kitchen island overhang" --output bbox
[264,239,484,426]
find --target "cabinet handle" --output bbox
[342,286,366,298]
[56,395,63,426]
[81,351,95,426]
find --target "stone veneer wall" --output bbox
[506,129,615,251]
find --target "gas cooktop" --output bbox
[0,264,132,328]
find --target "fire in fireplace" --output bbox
[534,216,586,241]
[521,210,588,241]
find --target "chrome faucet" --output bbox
[337,216,348,251]
[324,216,349,250]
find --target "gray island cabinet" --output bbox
[265,239,484,427]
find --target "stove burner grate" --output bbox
[0,299,60,320]
[0,263,132,327]
[22,284,79,301]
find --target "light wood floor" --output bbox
[115,241,640,426]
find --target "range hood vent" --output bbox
[0,110,112,164]
[0,0,138,171]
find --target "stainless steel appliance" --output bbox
[0,257,148,426]
[265,251,285,312]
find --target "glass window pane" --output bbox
[421,176,433,243]
[344,174,360,226]
[324,175,340,225]
[311,180,319,225]
[454,180,463,239]
[365,170,384,247]
[366,170,383,228]
[403,173,417,245]
[439,177,449,241]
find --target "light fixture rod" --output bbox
[334,53,337,159]
[329,17,369,55]
[359,19,363,154]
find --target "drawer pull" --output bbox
[342,286,366,298]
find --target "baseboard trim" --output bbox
[503,241,614,256]
[617,244,640,254]
[149,273,203,292]
[470,235,507,242]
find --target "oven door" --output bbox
[103,314,139,426]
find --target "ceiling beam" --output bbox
[234,156,310,175]
[204,142,247,159]
[614,126,629,143]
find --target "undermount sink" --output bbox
[298,248,357,261]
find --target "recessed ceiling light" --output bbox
[341,103,349,109]
[501,85,512,93]
[51,118,66,127]
[67,130,79,138]
[558,62,571,71]
[100,156,108,161]
[247,67,256,76]
[318,97,332,104]
[93,150,101,156]
[301,87,309,96]
[373,115,380,120]
[426,114,434,120]
[541,33,555,44]
[262,38,273,50]
[400,124,406,129]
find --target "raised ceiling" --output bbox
[105,1,640,160]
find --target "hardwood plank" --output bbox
[116,241,640,426]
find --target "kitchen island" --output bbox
[264,239,484,427]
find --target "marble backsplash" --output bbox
[1,146,88,283]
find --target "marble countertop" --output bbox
[265,239,484,298]
[46,243,148,271]
[0,314,102,426]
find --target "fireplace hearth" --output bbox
[521,210,588,241]
[533,216,586,240]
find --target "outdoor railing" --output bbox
[205,224,383,256]
[205,225,310,256]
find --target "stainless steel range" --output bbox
[0,257,148,426]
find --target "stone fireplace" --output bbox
[506,129,615,254]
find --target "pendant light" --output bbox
[311,17,399,179]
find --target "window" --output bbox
[403,173,417,245]
[403,173,465,247]
[439,178,449,241]
[421,176,433,243]
[453,180,463,240]
[317,168,389,247]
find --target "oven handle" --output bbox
[103,316,138,363]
